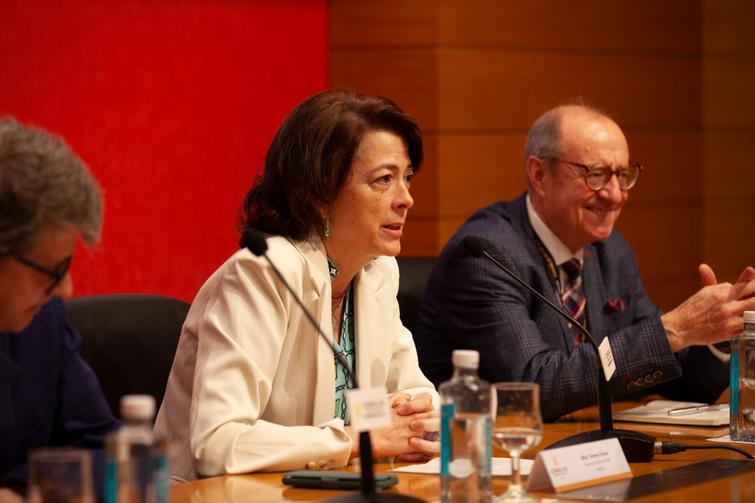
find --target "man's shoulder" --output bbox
[439,197,532,261]
[465,198,524,229]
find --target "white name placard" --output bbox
[526,438,631,493]
[346,387,392,432]
[598,337,616,381]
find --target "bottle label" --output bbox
[440,403,455,477]
[731,345,740,416]
[154,453,170,503]
[104,458,118,503]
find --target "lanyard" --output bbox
[532,233,590,339]
[532,233,560,293]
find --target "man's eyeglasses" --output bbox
[12,254,72,294]
[545,158,642,191]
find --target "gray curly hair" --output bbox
[0,118,103,257]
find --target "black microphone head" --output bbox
[462,235,493,258]
[240,228,268,256]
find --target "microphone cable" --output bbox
[655,441,754,460]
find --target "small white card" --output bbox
[598,337,616,381]
[346,387,392,432]
[392,456,534,476]
[526,438,631,493]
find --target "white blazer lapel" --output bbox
[294,239,338,425]
[354,259,392,390]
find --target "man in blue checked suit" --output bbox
[414,104,755,421]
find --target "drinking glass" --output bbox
[27,448,94,503]
[492,382,543,502]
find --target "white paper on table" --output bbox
[391,457,533,476]
[707,434,755,445]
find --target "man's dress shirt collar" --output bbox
[526,193,583,270]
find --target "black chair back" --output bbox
[64,294,190,418]
[396,256,436,335]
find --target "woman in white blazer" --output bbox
[155,90,439,481]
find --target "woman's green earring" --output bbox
[324,216,331,237]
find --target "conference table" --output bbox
[169,404,755,502]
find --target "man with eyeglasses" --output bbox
[414,104,755,421]
[0,119,118,501]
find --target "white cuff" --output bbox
[708,344,731,363]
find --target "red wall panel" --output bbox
[0,0,328,301]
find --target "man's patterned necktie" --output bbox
[561,258,586,345]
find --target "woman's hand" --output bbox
[347,392,440,460]
[393,392,440,460]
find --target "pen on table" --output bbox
[667,404,717,416]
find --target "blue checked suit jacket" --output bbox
[414,194,728,421]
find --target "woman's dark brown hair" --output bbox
[240,90,423,240]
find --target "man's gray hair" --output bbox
[0,118,103,257]
[524,103,612,171]
[524,108,563,169]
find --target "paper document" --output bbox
[614,400,728,426]
[392,457,533,476]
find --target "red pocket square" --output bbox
[605,298,628,313]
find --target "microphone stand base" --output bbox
[545,429,655,462]
[324,493,424,502]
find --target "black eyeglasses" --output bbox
[12,254,72,294]
[545,158,642,191]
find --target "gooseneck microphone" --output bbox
[462,235,655,463]
[241,229,423,502]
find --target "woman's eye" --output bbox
[375,174,392,184]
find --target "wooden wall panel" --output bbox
[435,133,527,217]
[625,132,702,205]
[329,49,437,129]
[330,0,435,47]
[703,57,755,127]
[434,1,700,52]
[617,205,703,280]
[331,0,701,53]
[401,218,438,256]
[704,202,755,280]
[618,203,705,308]
[702,0,755,291]
[703,0,755,53]
[411,134,437,218]
[702,132,755,200]
[436,50,701,131]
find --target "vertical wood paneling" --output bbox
[703,0,755,286]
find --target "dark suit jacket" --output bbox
[0,297,118,495]
[415,194,729,421]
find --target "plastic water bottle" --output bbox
[439,350,492,502]
[731,311,755,442]
[105,395,169,503]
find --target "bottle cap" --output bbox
[120,394,156,421]
[745,311,755,324]
[452,349,479,369]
